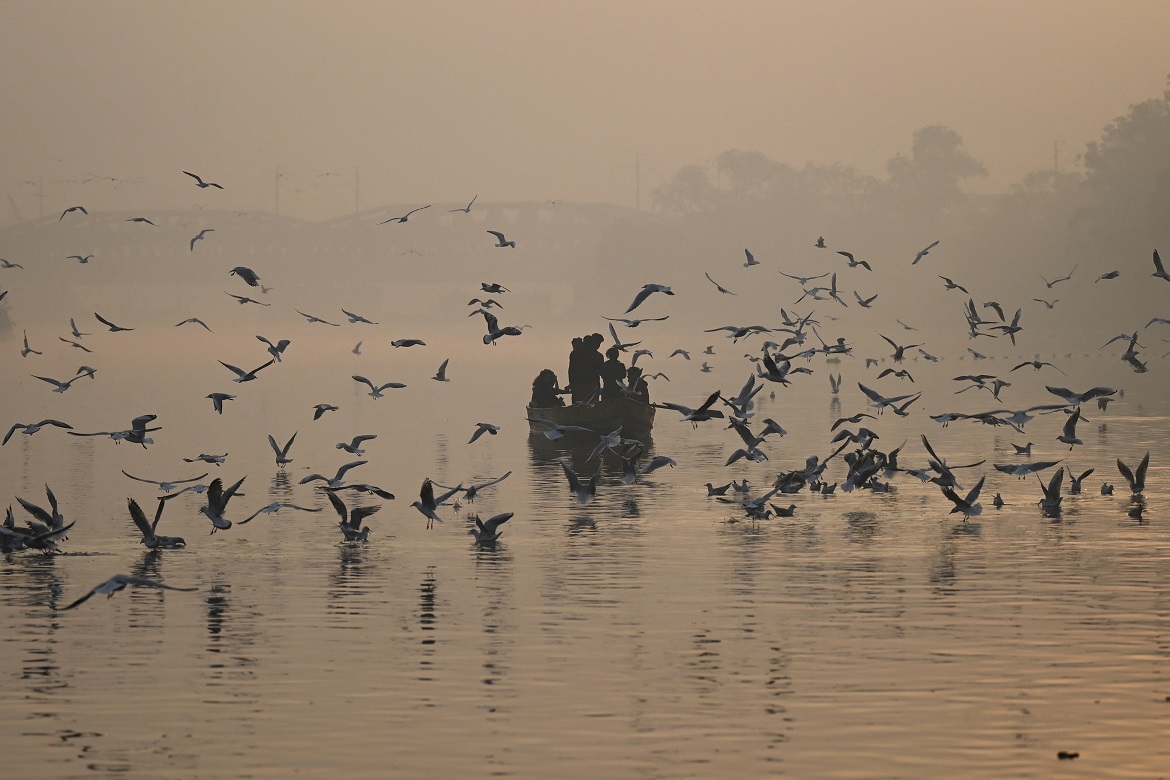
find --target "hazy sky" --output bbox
[3,0,1169,221]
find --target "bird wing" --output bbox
[219,361,246,378]
[482,512,513,534]
[352,375,375,390]
[128,498,154,538]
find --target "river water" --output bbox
[2,320,1169,778]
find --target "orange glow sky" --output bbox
[2,0,1168,220]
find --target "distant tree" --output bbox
[1082,74,1170,230]
[652,164,720,216]
[885,125,987,211]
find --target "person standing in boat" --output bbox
[600,346,627,401]
[568,333,604,404]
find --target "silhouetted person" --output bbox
[626,366,650,404]
[600,346,627,400]
[529,368,565,408]
[568,333,604,404]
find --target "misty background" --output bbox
[2,1,1170,361]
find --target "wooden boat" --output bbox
[527,396,655,437]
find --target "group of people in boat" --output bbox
[529,332,650,408]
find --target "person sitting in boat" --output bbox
[529,368,565,408]
[626,365,650,404]
[600,346,627,401]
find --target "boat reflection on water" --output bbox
[527,427,655,479]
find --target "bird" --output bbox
[487,230,516,248]
[433,472,513,503]
[529,419,593,440]
[561,462,599,504]
[432,359,451,382]
[256,335,291,362]
[342,308,378,325]
[352,375,406,399]
[836,250,872,270]
[993,460,1062,478]
[705,482,733,496]
[450,195,477,213]
[1117,452,1150,495]
[219,359,275,383]
[1152,249,1170,282]
[206,392,235,414]
[391,339,426,348]
[352,341,363,355]
[324,491,381,542]
[412,478,445,528]
[229,266,261,287]
[815,236,827,248]
[183,453,227,466]
[225,291,270,306]
[176,317,213,332]
[94,312,134,332]
[655,390,725,426]
[126,216,157,226]
[941,475,986,520]
[468,298,503,309]
[669,348,691,360]
[470,513,513,545]
[879,334,921,363]
[58,574,195,611]
[912,240,940,265]
[4,419,72,445]
[66,414,160,447]
[1037,468,1064,514]
[625,283,673,314]
[183,171,223,189]
[300,460,367,489]
[199,476,245,533]
[32,373,84,393]
[704,272,736,295]
[335,434,377,456]
[59,206,88,221]
[380,205,431,224]
[939,276,969,293]
[779,270,829,285]
[1056,408,1083,450]
[0,258,24,269]
[66,254,94,263]
[189,228,215,251]
[1095,270,1120,283]
[1010,360,1064,374]
[854,291,878,308]
[1032,298,1059,309]
[313,403,339,420]
[20,330,42,357]
[480,282,510,294]
[604,316,669,327]
[121,470,208,492]
[267,432,297,468]
[744,249,760,267]
[296,309,340,326]
[238,502,322,525]
[1041,265,1077,288]
[1011,442,1033,456]
[468,423,500,444]
[1066,467,1095,494]
[127,497,186,548]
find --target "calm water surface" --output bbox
[2,346,1169,779]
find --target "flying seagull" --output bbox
[183,171,223,189]
[380,205,430,224]
[58,574,195,611]
[487,230,515,248]
[59,206,88,221]
[912,240,940,265]
[190,228,214,251]
[450,194,477,214]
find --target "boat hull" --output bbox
[527,397,655,436]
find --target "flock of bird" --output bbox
[1,171,1166,610]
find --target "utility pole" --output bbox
[635,153,642,212]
